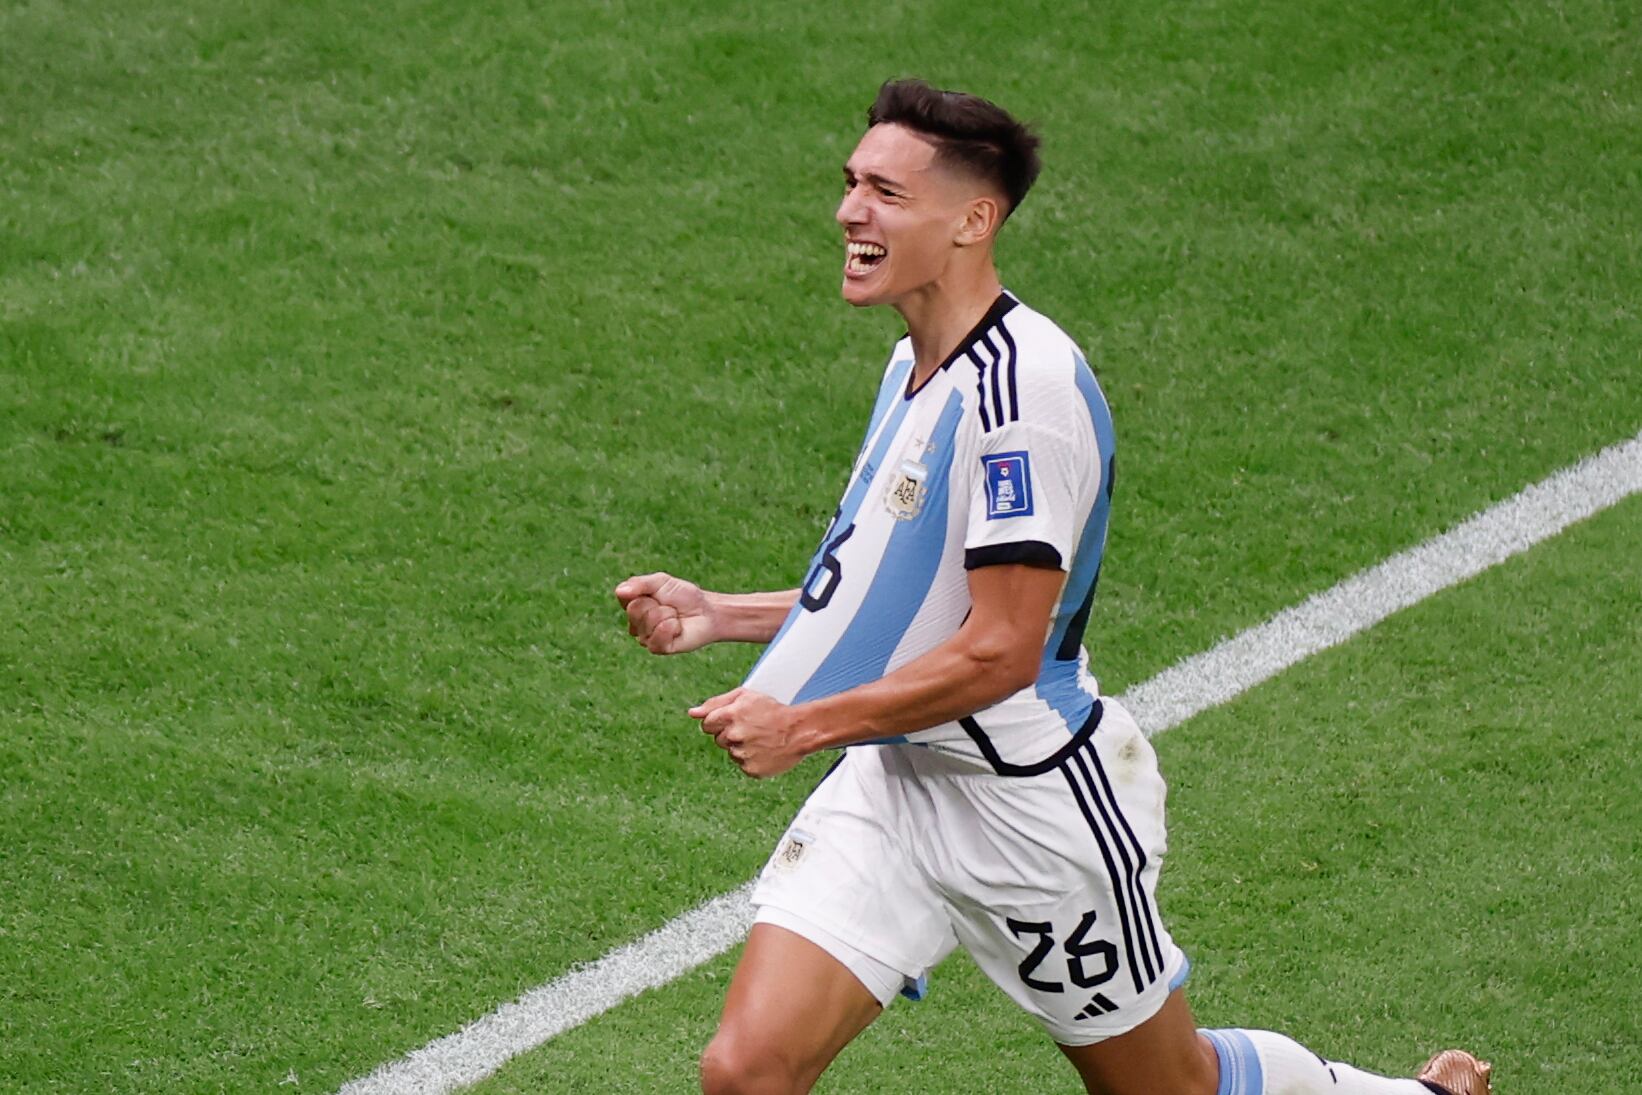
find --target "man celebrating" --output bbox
[616,79,1490,1095]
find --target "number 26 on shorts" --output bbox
[1006,910,1119,994]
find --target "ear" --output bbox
[954,194,1002,248]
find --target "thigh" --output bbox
[706,924,883,1092]
[1057,988,1219,1095]
[925,707,1188,1044]
[751,746,957,982]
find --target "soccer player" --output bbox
[616,79,1491,1095]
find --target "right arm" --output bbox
[701,589,800,644]
[615,572,796,653]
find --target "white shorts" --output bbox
[751,698,1188,1046]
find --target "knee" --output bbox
[699,1028,797,1095]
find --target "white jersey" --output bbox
[743,291,1117,774]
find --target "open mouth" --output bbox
[845,240,887,276]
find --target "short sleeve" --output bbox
[963,416,1088,571]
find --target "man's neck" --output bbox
[899,265,1005,386]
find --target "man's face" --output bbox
[835,123,978,308]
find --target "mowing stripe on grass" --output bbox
[338,429,1642,1095]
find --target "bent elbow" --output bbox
[965,638,1040,703]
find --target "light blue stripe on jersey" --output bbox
[1034,659,1092,735]
[821,376,921,552]
[863,358,914,447]
[748,380,921,678]
[793,390,966,703]
[1035,353,1116,733]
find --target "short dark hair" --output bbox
[867,78,1042,216]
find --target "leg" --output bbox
[913,704,1487,1095]
[1058,988,1218,1095]
[699,924,882,1095]
[721,746,955,1093]
[1059,986,1490,1095]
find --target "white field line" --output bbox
[339,429,1642,1095]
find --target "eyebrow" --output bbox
[843,167,908,192]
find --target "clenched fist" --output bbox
[614,572,718,654]
[689,687,807,778]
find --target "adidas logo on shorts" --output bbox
[1073,993,1118,1021]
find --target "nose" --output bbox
[836,187,866,228]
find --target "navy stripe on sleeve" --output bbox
[965,541,1063,570]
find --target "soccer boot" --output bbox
[1416,1049,1492,1095]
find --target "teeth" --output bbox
[846,241,886,258]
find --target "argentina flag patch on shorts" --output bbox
[981,451,1034,519]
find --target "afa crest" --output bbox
[885,459,929,521]
[772,829,814,872]
[885,436,934,521]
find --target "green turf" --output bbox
[1,0,1638,1089]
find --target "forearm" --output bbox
[706,589,799,643]
[786,632,1031,754]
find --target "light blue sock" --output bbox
[1202,1029,1264,1095]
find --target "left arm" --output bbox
[691,562,1063,777]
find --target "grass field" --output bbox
[1,0,1638,1091]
